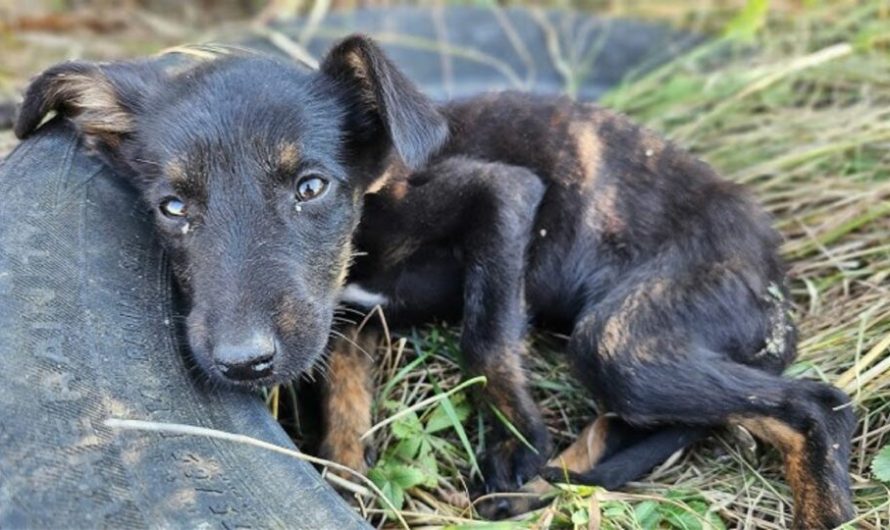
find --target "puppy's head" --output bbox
[16,37,447,387]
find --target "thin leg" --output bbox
[318,326,379,477]
[483,416,707,519]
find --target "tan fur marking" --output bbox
[367,159,410,195]
[480,343,535,427]
[278,142,300,171]
[275,296,301,336]
[366,169,392,195]
[344,50,377,110]
[598,279,671,358]
[165,158,188,185]
[334,240,353,289]
[53,73,132,144]
[631,337,661,362]
[589,184,625,235]
[389,180,409,201]
[569,119,603,186]
[548,416,610,473]
[599,291,643,357]
[321,329,378,477]
[734,416,830,527]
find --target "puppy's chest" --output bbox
[343,190,461,323]
[346,238,465,326]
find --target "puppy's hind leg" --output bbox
[485,417,707,519]
[540,419,709,489]
[592,351,855,530]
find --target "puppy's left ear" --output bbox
[15,60,159,149]
[321,35,448,170]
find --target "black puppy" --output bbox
[15,36,855,529]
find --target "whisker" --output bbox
[335,305,368,317]
[329,329,374,361]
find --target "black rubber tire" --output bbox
[0,120,366,529]
[0,7,696,528]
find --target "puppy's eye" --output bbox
[296,175,328,202]
[159,197,187,218]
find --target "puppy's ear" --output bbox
[321,35,448,170]
[15,61,158,148]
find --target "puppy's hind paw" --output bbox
[539,466,587,485]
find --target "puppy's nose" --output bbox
[214,335,276,381]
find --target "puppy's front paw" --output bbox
[473,439,547,519]
[319,434,376,480]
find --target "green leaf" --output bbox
[705,511,727,530]
[658,495,708,530]
[602,503,627,519]
[872,444,890,483]
[416,448,440,488]
[633,501,662,530]
[368,466,406,512]
[571,508,589,526]
[663,507,702,530]
[391,435,423,460]
[381,481,404,512]
[390,411,424,440]
[389,464,426,490]
[723,0,770,42]
[425,394,470,433]
[368,462,427,513]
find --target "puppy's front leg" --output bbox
[400,158,551,495]
[318,326,378,478]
